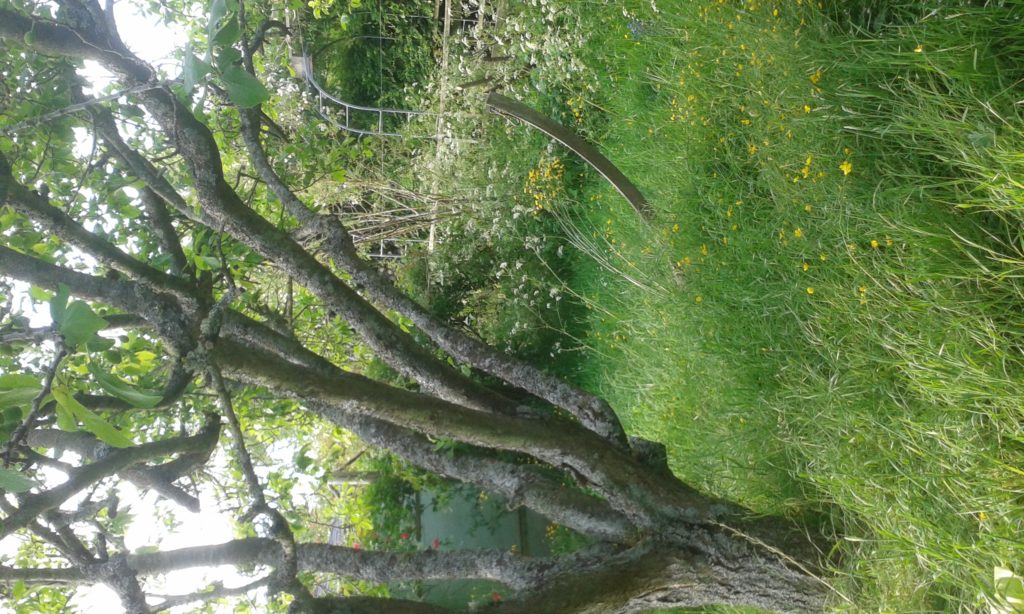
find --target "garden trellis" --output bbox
[292,3,482,139]
[294,7,650,211]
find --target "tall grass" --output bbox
[392,0,1024,610]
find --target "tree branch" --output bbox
[214,338,718,528]
[139,186,189,277]
[0,415,220,540]
[0,245,195,349]
[0,152,196,301]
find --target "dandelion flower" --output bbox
[839,160,853,175]
[806,287,815,295]
[870,239,879,249]
[793,227,803,238]
[802,262,810,271]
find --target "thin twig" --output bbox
[4,340,66,466]
[1,81,174,135]
[150,576,272,612]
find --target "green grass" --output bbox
[389,0,1024,610]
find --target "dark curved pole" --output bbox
[486,92,652,219]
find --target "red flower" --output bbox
[431,538,441,550]
[352,543,361,550]
[491,592,501,603]
[400,532,410,540]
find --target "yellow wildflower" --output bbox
[793,227,803,238]
[839,160,853,175]
[806,287,815,295]
[802,262,810,272]
[870,239,879,249]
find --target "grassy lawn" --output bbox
[386,0,1024,610]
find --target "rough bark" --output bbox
[214,338,722,528]
[310,403,635,542]
[504,538,828,613]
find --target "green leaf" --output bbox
[213,15,242,47]
[49,284,70,324]
[88,365,162,408]
[86,337,116,352]
[0,387,40,410]
[214,47,241,72]
[52,386,133,447]
[183,52,212,93]
[207,0,229,45]
[221,65,270,108]
[28,285,54,301]
[3,406,22,424]
[0,467,37,493]
[59,301,108,348]
[0,374,41,389]
[194,255,222,271]
[54,397,77,431]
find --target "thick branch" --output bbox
[214,338,718,528]
[310,404,634,542]
[0,245,194,348]
[216,313,633,539]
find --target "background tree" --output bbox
[0,0,834,611]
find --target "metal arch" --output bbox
[300,44,430,138]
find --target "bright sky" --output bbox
[2,3,267,612]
